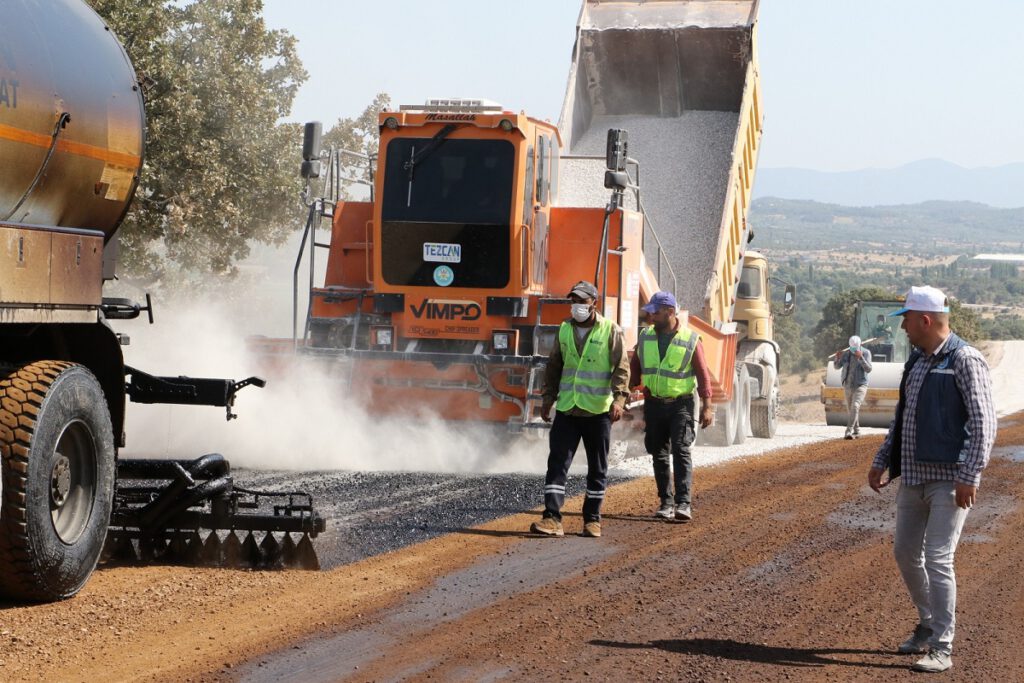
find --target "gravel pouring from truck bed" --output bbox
[558,111,739,315]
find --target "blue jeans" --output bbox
[894,481,969,654]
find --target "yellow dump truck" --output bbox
[557,0,794,445]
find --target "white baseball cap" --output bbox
[848,335,861,347]
[890,285,950,316]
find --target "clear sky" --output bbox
[262,0,1024,172]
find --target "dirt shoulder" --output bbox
[2,417,1023,682]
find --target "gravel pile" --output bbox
[558,111,739,315]
[235,469,629,569]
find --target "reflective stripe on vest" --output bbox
[638,325,698,397]
[555,316,615,414]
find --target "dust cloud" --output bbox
[112,295,549,475]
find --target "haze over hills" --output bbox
[749,198,1024,254]
[754,159,1024,209]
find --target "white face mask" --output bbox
[571,303,592,322]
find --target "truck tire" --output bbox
[734,369,752,445]
[609,438,646,466]
[700,398,736,447]
[0,362,115,602]
[751,382,779,438]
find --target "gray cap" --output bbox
[568,280,598,301]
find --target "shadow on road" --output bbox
[451,528,536,539]
[590,638,905,670]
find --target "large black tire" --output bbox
[0,362,115,602]
[751,381,780,438]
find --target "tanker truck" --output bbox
[0,0,323,602]
[558,0,794,444]
[252,0,791,450]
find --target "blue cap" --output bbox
[642,291,677,314]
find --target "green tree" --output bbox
[771,304,815,373]
[318,93,392,200]
[982,314,1024,340]
[88,0,308,282]
[948,299,982,342]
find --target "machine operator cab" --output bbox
[854,301,911,364]
[376,98,559,302]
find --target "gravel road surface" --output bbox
[0,346,1019,682]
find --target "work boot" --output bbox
[654,502,674,520]
[911,649,952,673]
[674,504,692,521]
[582,521,602,538]
[897,624,932,654]
[530,517,564,537]
[844,432,854,440]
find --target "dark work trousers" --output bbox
[543,411,611,523]
[644,394,696,506]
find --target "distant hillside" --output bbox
[749,198,1024,254]
[754,159,1024,209]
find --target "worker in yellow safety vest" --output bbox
[629,291,714,522]
[530,280,629,539]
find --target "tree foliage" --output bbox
[318,93,391,199]
[88,0,307,282]
[812,286,984,361]
[812,286,896,361]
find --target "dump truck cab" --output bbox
[734,250,794,344]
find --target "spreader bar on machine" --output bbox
[106,454,326,570]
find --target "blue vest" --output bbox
[888,333,970,479]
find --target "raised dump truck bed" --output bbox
[558,0,762,327]
[557,0,786,445]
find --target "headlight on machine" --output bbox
[371,325,394,350]
[491,329,518,355]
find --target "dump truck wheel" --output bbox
[751,382,779,438]
[609,438,646,466]
[700,399,736,447]
[733,370,752,446]
[0,362,115,602]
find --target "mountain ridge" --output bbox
[754,159,1024,208]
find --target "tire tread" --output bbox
[0,361,76,599]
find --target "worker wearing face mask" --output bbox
[834,334,873,439]
[531,280,629,539]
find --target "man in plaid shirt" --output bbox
[868,286,996,673]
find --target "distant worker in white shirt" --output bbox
[833,335,872,439]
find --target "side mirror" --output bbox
[605,128,628,172]
[302,121,322,161]
[783,284,796,316]
[301,121,323,179]
[604,170,629,190]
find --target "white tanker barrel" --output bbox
[0,0,145,241]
